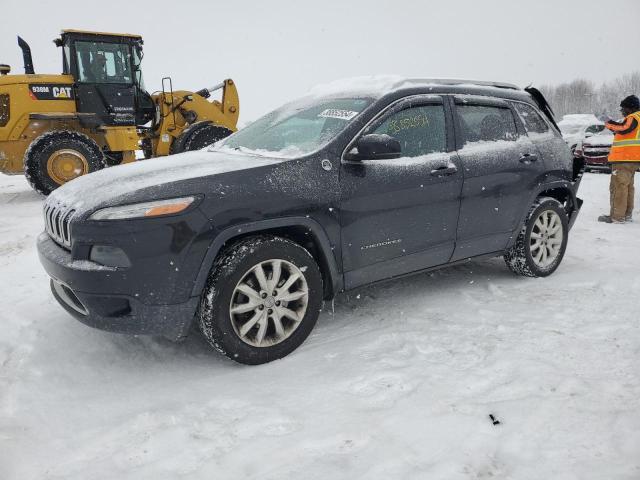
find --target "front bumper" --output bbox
[38,233,200,340]
[584,156,611,171]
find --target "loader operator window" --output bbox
[219,97,373,157]
[75,41,133,84]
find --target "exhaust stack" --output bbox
[17,36,35,74]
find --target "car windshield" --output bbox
[215,96,373,157]
[585,124,605,135]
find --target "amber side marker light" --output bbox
[144,201,192,217]
[89,197,196,221]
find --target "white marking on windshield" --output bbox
[318,109,359,120]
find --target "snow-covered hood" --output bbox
[583,132,613,147]
[562,132,582,145]
[47,150,283,213]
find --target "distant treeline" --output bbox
[540,71,640,120]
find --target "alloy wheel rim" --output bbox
[229,259,309,347]
[530,210,563,268]
[46,149,89,185]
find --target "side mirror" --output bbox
[584,132,594,138]
[348,134,401,161]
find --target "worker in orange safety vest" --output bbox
[598,95,640,223]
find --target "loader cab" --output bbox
[58,30,155,127]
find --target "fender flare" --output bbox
[191,216,343,299]
[506,179,581,250]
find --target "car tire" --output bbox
[504,197,569,278]
[198,235,323,365]
[24,131,106,195]
[169,122,233,154]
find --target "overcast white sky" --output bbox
[2,0,638,121]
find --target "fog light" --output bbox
[90,245,131,268]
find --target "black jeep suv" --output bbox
[37,78,583,364]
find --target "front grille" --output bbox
[44,202,75,249]
[583,146,610,158]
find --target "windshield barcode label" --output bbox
[318,109,359,120]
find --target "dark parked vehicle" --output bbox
[38,78,583,364]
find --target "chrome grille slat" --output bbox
[44,205,51,233]
[47,206,54,236]
[43,202,74,249]
[54,210,62,238]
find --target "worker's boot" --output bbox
[598,215,625,224]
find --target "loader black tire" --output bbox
[169,122,233,155]
[24,131,106,195]
[140,137,154,159]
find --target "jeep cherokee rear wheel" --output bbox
[198,235,323,365]
[504,197,569,277]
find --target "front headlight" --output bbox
[89,196,196,221]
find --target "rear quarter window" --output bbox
[512,102,550,134]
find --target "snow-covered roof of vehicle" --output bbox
[309,75,520,98]
[558,114,600,127]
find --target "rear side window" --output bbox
[371,104,446,157]
[512,102,549,134]
[456,105,518,145]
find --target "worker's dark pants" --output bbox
[610,162,638,221]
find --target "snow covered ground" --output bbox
[1,172,639,480]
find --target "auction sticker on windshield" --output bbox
[318,109,359,120]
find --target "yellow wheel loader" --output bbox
[0,30,239,194]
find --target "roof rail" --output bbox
[399,78,520,90]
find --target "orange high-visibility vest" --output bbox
[607,111,640,162]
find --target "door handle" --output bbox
[430,165,458,176]
[519,153,538,163]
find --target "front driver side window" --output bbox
[371,104,446,157]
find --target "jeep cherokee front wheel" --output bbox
[504,197,569,277]
[198,235,323,365]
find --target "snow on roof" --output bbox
[308,75,407,97]
[308,75,520,98]
[558,114,600,127]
